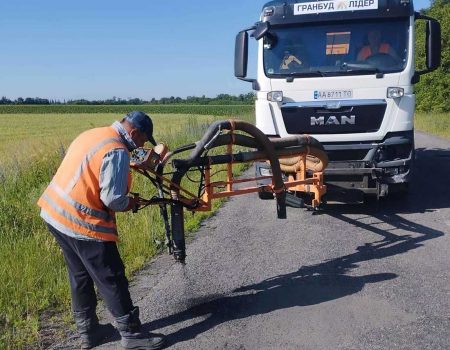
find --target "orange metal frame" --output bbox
[199,154,326,211]
[132,144,326,211]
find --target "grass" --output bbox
[0,111,254,349]
[414,112,450,140]
[0,113,235,168]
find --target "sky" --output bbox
[0,0,432,101]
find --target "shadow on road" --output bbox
[324,147,450,214]
[391,147,450,213]
[146,215,442,346]
[148,272,396,347]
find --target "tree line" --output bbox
[0,93,255,106]
[415,0,449,112]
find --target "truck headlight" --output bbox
[267,91,283,102]
[387,87,404,99]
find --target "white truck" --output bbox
[235,0,441,201]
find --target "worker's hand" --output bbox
[125,196,139,212]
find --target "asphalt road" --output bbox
[54,131,450,350]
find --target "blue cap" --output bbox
[124,111,156,146]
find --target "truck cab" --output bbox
[235,0,441,200]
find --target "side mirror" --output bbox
[234,31,248,78]
[425,19,441,72]
[414,12,441,81]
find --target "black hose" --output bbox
[269,135,325,151]
[171,120,286,218]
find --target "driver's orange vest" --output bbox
[38,126,131,241]
[359,43,391,60]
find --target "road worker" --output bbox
[357,29,399,61]
[37,111,166,350]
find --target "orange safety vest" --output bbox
[359,43,391,60]
[38,126,132,241]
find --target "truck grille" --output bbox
[281,100,386,134]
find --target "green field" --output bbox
[0,104,254,115]
[0,109,254,349]
[0,112,242,168]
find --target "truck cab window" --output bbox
[263,19,408,77]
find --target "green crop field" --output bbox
[0,112,241,168]
[0,110,254,349]
[0,104,254,115]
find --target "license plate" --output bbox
[314,89,353,100]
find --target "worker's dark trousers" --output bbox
[47,224,133,318]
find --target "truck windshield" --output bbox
[263,19,409,77]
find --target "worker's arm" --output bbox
[99,149,135,212]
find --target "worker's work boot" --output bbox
[115,306,166,350]
[73,309,114,349]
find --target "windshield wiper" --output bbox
[283,71,328,79]
[340,62,381,74]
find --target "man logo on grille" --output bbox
[311,115,356,125]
